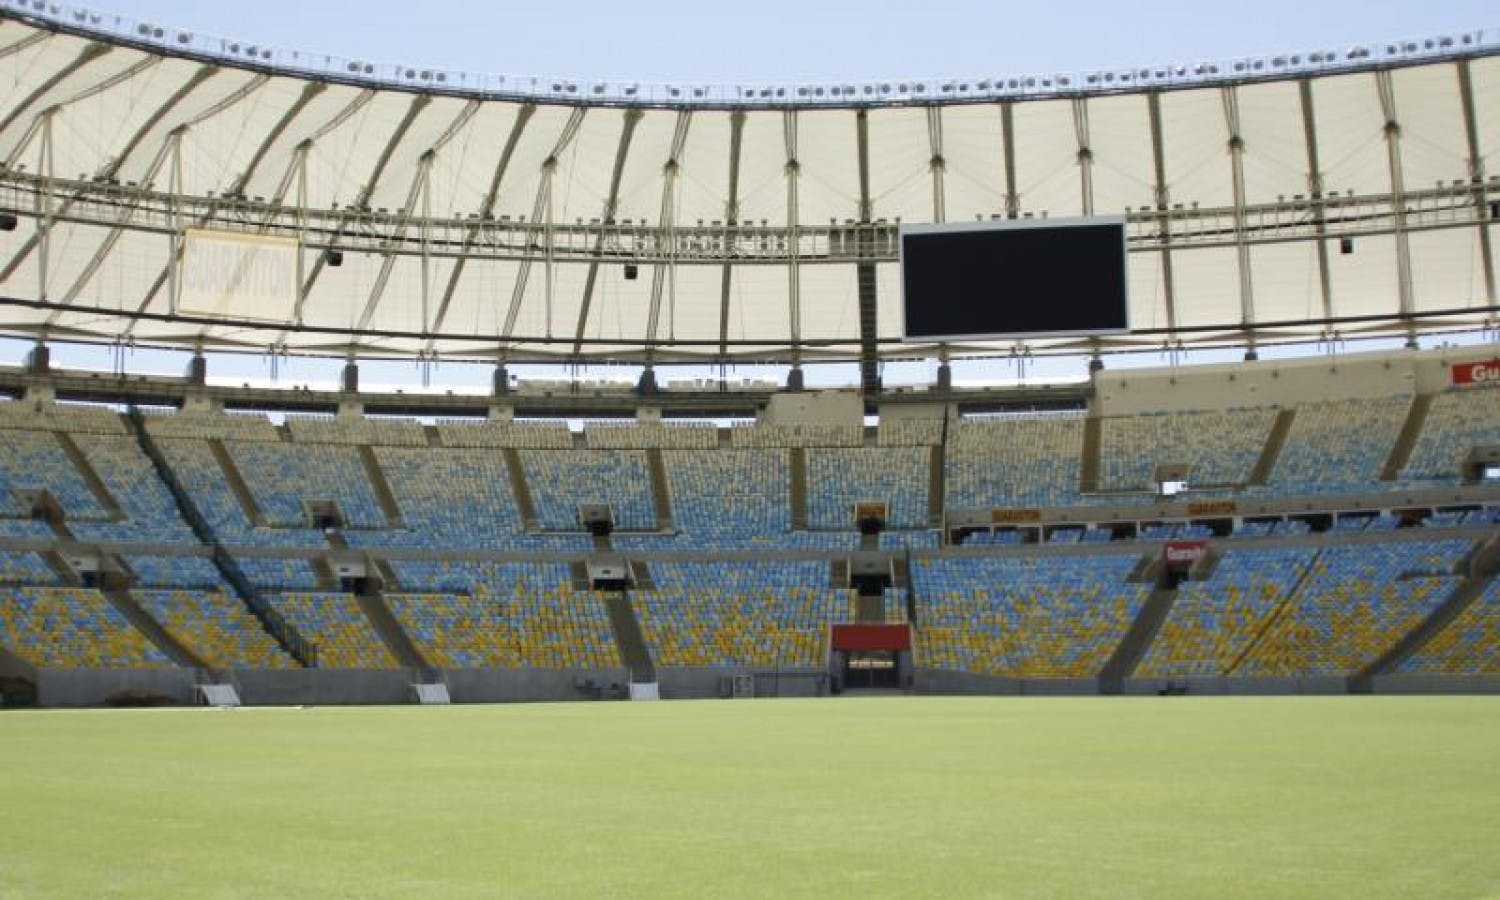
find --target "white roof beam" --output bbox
[717,109,746,358]
[1456,59,1496,306]
[571,108,645,356]
[1375,70,1415,324]
[646,109,693,346]
[1298,78,1335,322]
[1221,85,1256,336]
[500,107,587,343]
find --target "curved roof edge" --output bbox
[6,0,1499,110]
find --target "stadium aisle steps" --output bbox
[356,591,433,673]
[208,439,267,526]
[1099,584,1179,693]
[101,588,209,670]
[53,431,123,518]
[1225,547,1324,674]
[789,448,809,529]
[927,445,944,527]
[1380,394,1433,482]
[502,448,539,529]
[1353,536,1500,687]
[604,590,655,682]
[1247,409,1297,486]
[357,445,405,526]
[646,448,674,529]
[1079,416,1102,494]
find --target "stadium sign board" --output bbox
[1450,359,1500,386]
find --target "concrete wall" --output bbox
[1095,347,1424,415]
[444,667,630,703]
[763,390,863,428]
[235,669,413,706]
[656,667,829,700]
[37,667,198,707]
[1371,674,1500,694]
[1121,676,1349,695]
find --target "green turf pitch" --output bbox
[1,696,1497,898]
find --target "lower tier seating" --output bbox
[1396,578,1500,675]
[270,593,396,669]
[912,554,1148,677]
[133,590,295,670]
[0,587,171,668]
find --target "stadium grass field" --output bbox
[1,696,1497,898]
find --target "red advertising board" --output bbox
[831,624,912,652]
[1451,358,1500,386]
[1163,540,1207,571]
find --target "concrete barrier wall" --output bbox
[37,667,198,707]
[443,668,630,703]
[1372,674,1500,694]
[235,669,412,706]
[657,667,828,700]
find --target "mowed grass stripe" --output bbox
[0,697,1496,898]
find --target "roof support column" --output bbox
[1221,85,1256,347]
[1071,98,1094,217]
[783,110,802,350]
[1000,102,1019,218]
[717,110,746,358]
[501,108,585,343]
[1147,91,1178,334]
[856,108,879,394]
[571,108,645,355]
[1298,79,1335,323]
[1375,70,1416,335]
[926,106,946,223]
[646,111,693,347]
[428,103,535,345]
[1457,59,1496,306]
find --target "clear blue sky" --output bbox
[80,0,1500,84]
[12,0,1498,391]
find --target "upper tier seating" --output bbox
[271,593,396,668]
[584,422,717,449]
[913,554,1148,677]
[1402,385,1500,482]
[227,440,387,529]
[125,554,224,589]
[519,449,656,530]
[656,449,790,549]
[0,427,106,520]
[0,518,59,540]
[436,421,573,449]
[285,415,426,447]
[806,446,931,530]
[1098,407,1276,491]
[945,413,1083,508]
[1136,548,1318,678]
[1397,577,1500,675]
[634,561,852,667]
[66,432,194,543]
[359,447,522,549]
[1236,539,1470,676]
[877,419,943,446]
[1266,395,1410,494]
[142,411,280,442]
[0,401,127,434]
[0,587,171,668]
[0,551,61,585]
[235,556,322,593]
[730,424,863,448]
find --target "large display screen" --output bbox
[900,216,1129,342]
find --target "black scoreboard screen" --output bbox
[899,216,1129,342]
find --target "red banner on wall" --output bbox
[1451,358,1500,386]
[831,624,912,652]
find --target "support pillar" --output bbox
[341,361,358,394]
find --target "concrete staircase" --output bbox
[502,448,539,529]
[1380,394,1433,482]
[1351,534,1500,691]
[927,445,945,528]
[53,431,123,519]
[1248,409,1297,487]
[358,445,404,526]
[103,587,211,672]
[1079,416,1102,494]
[602,590,655,682]
[208,438,267,526]
[646,448,674,529]
[1099,586,1178,694]
[355,590,433,674]
[1226,548,1323,675]
[125,410,315,667]
[789,448,809,529]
